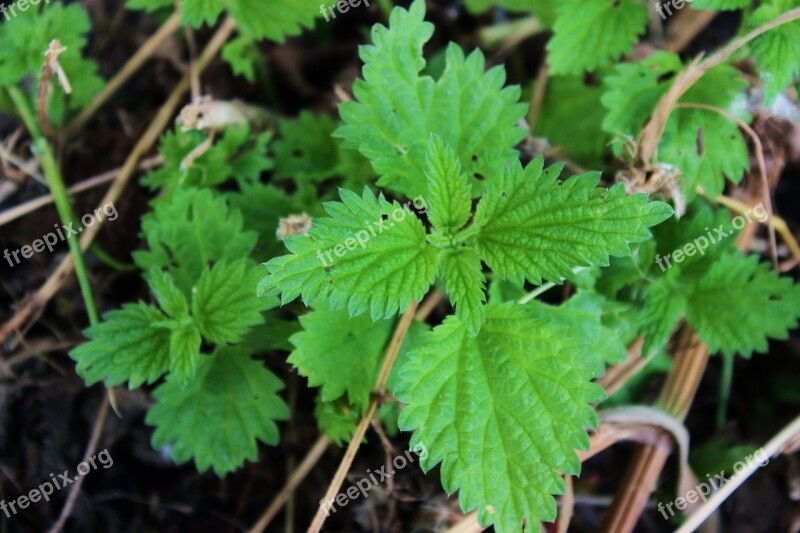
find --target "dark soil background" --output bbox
[1,1,799,532]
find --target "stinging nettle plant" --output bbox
[57,0,800,531]
[258,1,677,529]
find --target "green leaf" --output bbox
[218,126,274,184]
[259,187,439,320]
[270,112,374,188]
[222,36,260,82]
[134,0,320,42]
[525,292,629,374]
[639,278,687,356]
[134,188,257,295]
[547,0,648,76]
[192,260,270,344]
[263,153,672,334]
[289,306,394,411]
[288,305,428,412]
[474,158,674,286]
[181,0,225,28]
[273,112,340,181]
[315,398,359,446]
[601,51,684,137]
[597,203,800,358]
[241,309,302,353]
[425,136,473,235]
[659,61,751,199]
[637,252,800,358]
[602,54,750,201]
[142,125,272,191]
[225,0,319,42]
[487,276,529,303]
[336,0,527,197]
[146,269,189,319]
[70,303,172,388]
[438,249,486,335]
[126,0,174,11]
[747,0,800,104]
[534,74,610,166]
[650,198,738,271]
[147,347,289,476]
[168,326,202,386]
[227,182,309,262]
[395,303,605,531]
[0,3,104,121]
[686,254,800,357]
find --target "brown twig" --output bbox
[601,328,710,532]
[307,301,419,532]
[370,418,398,529]
[2,339,77,373]
[662,10,718,53]
[527,58,549,135]
[248,435,331,533]
[638,8,800,168]
[47,397,110,532]
[558,476,575,533]
[415,291,443,322]
[485,17,541,67]
[676,414,800,532]
[0,155,162,227]
[713,194,800,265]
[446,511,482,533]
[184,24,202,101]
[64,11,182,138]
[596,337,646,397]
[37,40,69,140]
[0,142,45,186]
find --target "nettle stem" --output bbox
[6,85,99,326]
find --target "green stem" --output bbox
[89,243,137,272]
[716,353,734,427]
[6,85,99,326]
[376,0,392,19]
[517,266,587,304]
[517,280,556,304]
